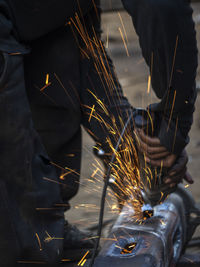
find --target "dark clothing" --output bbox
[0,11,65,266]
[24,2,132,202]
[122,0,198,154]
[5,1,197,152]
[0,0,197,263]
[7,0,94,41]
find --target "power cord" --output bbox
[89,113,133,267]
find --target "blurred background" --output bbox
[67,0,200,244]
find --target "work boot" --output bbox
[62,221,96,262]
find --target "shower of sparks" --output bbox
[35,233,42,251]
[88,104,95,122]
[41,12,181,227]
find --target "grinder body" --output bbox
[133,109,175,206]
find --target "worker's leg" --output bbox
[122,0,198,154]
[0,4,65,265]
[24,25,82,206]
[24,25,96,259]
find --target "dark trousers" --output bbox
[0,3,65,265]
[0,4,128,263]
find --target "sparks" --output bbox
[78,251,90,266]
[118,27,130,57]
[45,74,49,85]
[147,75,151,94]
[89,104,95,122]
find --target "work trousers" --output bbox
[0,2,65,265]
[0,1,131,264]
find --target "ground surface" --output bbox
[65,3,200,265]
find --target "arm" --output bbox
[78,2,133,153]
[122,0,198,155]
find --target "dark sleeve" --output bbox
[122,0,198,155]
[7,0,94,41]
[79,3,133,153]
[80,46,133,153]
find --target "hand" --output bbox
[164,150,194,187]
[136,129,177,168]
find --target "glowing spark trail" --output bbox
[118,27,130,57]
[78,251,90,266]
[147,75,151,94]
[35,233,42,251]
[118,12,129,45]
[45,74,49,85]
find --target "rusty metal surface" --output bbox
[93,185,199,267]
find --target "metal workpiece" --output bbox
[93,185,199,267]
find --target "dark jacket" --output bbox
[4,0,198,156]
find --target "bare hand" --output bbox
[135,129,194,187]
[164,150,194,187]
[136,129,176,168]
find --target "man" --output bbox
[0,0,134,264]
[0,0,197,265]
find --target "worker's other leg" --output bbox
[24,26,82,207]
[24,26,96,257]
[0,6,65,265]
